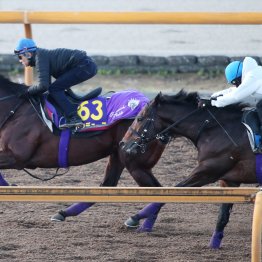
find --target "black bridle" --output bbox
[127,103,238,153]
[130,105,201,152]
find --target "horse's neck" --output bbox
[175,107,243,147]
[170,107,207,144]
[0,94,30,124]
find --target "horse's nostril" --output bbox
[119,141,125,148]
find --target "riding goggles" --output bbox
[231,76,242,87]
[14,46,37,56]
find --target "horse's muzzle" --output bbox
[119,140,139,155]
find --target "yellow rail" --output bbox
[0,11,262,24]
[0,186,258,202]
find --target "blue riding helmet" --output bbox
[14,38,37,55]
[225,61,243,84]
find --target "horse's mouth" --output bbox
[119,140,139,155]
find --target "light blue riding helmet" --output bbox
[225,61,243,83]
[14,38,37,55]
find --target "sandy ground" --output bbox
[0,73,256,262]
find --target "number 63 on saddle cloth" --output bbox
[42,89,149,133]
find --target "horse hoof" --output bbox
[137,226,152,233]
[124,217,139,228]
[50,210,66,222]
[209,231,224,249]
[136,215,157,232]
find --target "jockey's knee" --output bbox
[85,60,97,79]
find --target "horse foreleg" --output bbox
[125,203,165,232]
[209,203,233,249]
[124,168,164,232]
[0,172,9,186]
[51,152,124,222]
[51,202,95,221]
[100,151,125,187]
[209,180,239,249]
[0,151,17,168]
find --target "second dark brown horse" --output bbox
[120,90,257,249]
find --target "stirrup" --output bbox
[59,122,84,129]
[58,116,84,129]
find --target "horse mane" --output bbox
[167,90,199,105]
[0,75,27,94]
[158,89,245,113]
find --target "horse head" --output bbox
[120,91,175,155]
[121,89,232,155]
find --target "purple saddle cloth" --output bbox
[44,89,149,132]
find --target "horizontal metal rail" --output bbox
[2,11,261,85]
[0,11,262,25]
[0,186,259,203]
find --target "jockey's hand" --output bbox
[198,98,212,108]
[210,94,223,100]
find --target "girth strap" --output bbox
[255,154,262,185]
[59,129,71,168]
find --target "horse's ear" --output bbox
[154,92,164,105]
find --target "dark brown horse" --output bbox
[0,75,167,221]
[120,90,258,249]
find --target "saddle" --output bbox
[242,108,262,153]
[31,88,149,137]
[36,87,105,136]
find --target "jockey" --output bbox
[212,57,262,117]
[211,57,262,149]
[14,38,98,129]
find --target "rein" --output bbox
[23,168,69,181]
[0,94,18,101]
[155,106,238,147]
[0,96,25,129]
[155,107,201,140]
[131,107,201,153]
[136,105,239,151]
[206,108,238,147]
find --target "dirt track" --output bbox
[0,74,255,262]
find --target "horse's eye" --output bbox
[137,117,143,122]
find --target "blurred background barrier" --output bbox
[1,11,262,25]
[2,53,262,74]
[1,11,262,84]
